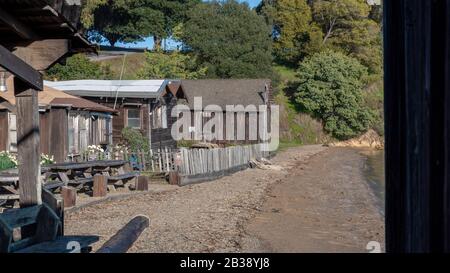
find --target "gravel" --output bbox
[64,145,326,253]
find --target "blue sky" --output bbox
[111,0,262,49]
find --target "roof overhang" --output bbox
[44,80,170,99]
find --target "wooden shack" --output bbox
[0,78,116,162]
[45,80,171,148]
[177,79,273,145]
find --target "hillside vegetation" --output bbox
[47,0,384,147]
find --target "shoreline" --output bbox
[63,145,384,253]
[240,147,385,253]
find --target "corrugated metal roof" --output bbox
[44,80,168,99]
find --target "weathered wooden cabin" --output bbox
[0,78,116,162]
[44,80,171,148]
[44,79,273,150]
[176,79,273,145]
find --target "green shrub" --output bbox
[295,50,374,140]
[121,127,149,153]
[45,54,113,81]
[0,151,17,171]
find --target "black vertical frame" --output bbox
[384,0,450,252]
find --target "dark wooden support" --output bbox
[0,45,43,90]
[135,176,149,191]
[169,171,180,185]
[14,78,42,207]
[61,186,76,208]
[93,175,107,197]
[384,0,450,252]
[0,8,38,40]
[96,216,150,253]
[11,39,69,71]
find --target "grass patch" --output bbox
[96,53,146,79]
[273,64,298,83]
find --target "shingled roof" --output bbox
[180,79,271,110]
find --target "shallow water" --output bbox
[362,150,385,215]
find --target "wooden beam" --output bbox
[10,40,70,71]
[0,45,43,90]
[14,78,42,207]
[96,216,150,253]
[0,8,38,40]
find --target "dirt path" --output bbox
[241,148,385,253]
[64,145,383,253]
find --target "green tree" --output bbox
[312,0,382,76]
[84,0,199,49]
[45,54,113,81]
[295,50,374,140]
[257,0,323,66]
[136,51,206,79]
[179,0,273,78]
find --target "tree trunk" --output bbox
[153,36,162,51]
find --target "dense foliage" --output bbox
[257,0,323,66]
[136,51,206,79]
[295,51,374,140]
[45,54,112,81]
[179,0,274,78]
[77,0,385,141]
[311,0,382,76]
[84,0,199,49]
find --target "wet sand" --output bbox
[241,148,385,253]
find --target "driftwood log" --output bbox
[96,216,150,253]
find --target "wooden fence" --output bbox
[77,144,266,176]
[178,144,264,175]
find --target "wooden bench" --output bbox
[107,173,138,183]
[0,204,62,253]
[0,204,147,253]
[15,235,99,253]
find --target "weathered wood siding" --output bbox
[0,111,8,151]
[49,108,68,163]
[74,97,151,145]
[39,111,50,155]
[151,93,177,150]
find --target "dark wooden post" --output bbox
[61,186,76,208]
[135,176,149,191]
[384,0,450,252]
[93,175,108,197]
[14,78,42,207]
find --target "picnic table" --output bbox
[0,173,20,205]
[45,160,134,186]
[47,160,128,172]
[1,160,141,208]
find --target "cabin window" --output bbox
[127,109,141,129]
